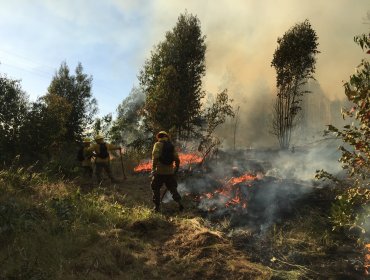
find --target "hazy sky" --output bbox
[0,0,368,116]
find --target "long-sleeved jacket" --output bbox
[82,146,94,167]
[152,139,180,175]
[87,142,119,163]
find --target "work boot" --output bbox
[178,203,184,212]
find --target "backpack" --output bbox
[159,141,175,165]
[97,143,109,159]
[77,147,85,162]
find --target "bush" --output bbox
[316,33,369,238]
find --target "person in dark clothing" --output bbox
[151,131,183,212]
[80,138,94,179]
[88,134,121,184]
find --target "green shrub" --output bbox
[316,33,369,239]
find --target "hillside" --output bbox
[0,164,367,280]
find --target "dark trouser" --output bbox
[95,162,114,183]
[151,174,181,206]
[82,166,93,178]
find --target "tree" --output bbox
[47,62,97,142]
[93,113,112,139]
[271,20,319,149]
[316,33,369,237]
[198,89,235,162]
[0,75,28,163]
[19,95,72,161]
[143,66,180,133]
[139,12,206,138]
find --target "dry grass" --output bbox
[2,165,363,279]
[0,167,273,280]
[157,218,272,280]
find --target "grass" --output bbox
[0,165,365,279]
[229,189,365,279]
[0,167,273,280]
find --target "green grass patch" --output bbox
[0,167,165,280]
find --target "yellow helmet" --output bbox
[95,134,104,140]
[83,138,91,143]
[156,131,169,139]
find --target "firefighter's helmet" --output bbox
[156,131,169,139]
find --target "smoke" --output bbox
[161,139,342,229]
[139,0,368,99]
[214,77,275,148]
[112,0,368,147]
[113,1,364,232]
[267,139,343,181]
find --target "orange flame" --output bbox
[228,173,258,185]
[179,153,203,165]
[133,161,152,172]
[200,172,260,210]
[133,152,202,172]
[365,244,370,275]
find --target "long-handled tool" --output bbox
[119,149,127,180]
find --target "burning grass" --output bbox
[196,172,259,211]
[134,152,203,173]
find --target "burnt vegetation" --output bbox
[0,11,369,280]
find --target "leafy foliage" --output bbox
[19,94,73,162]
[330,187,370,233]
[271,20,319,149]
[93,113,113,139]
[198,89,234,162]
[316,33,369,237]
[139,12,206,138]
[47,62,97,142]
[143,66,181,134]
[0,75,28,163]
[0,62,97,172]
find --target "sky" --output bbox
[0,0,369,117]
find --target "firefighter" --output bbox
[88,134,121,184]
[151,131,184,212]
[80,138,94,179]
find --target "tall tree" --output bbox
[19,95,72,161]
[143,66,180,133]
[271,20,319,149]
[0,75,28,163]
[47,62,97,142]
[139,12,206,138]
